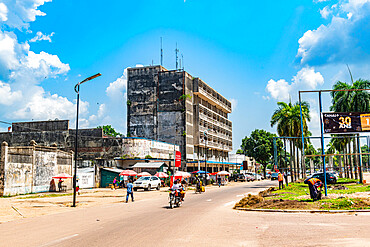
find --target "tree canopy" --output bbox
[240,129,283,170]
[97,125,123,137]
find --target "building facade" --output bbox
[127,65,233,172]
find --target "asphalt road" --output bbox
[1,180,369,247]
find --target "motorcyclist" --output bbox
[171,179,185,201]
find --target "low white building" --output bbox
[121,137,179,160]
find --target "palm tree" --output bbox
[271,101,311,180]
[330,79,370,179]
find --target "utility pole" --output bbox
[160,37,163,66]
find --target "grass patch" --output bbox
[337,178,358,184]
[235,181,370,211]
[320,198,370,210]
[273,181,370,200]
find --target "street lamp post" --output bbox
[73,73,101,207]
[204,132,208,186]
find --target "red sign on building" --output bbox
[175,151,181,167]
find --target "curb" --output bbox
[234,207,370,213]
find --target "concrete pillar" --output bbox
[310,159,314,174]
[0,142,8,196]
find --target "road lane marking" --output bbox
[236,194,244,197]
[41,234,79,246]
[206,199,212,202]
[224,201,236,207]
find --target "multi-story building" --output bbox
[127,65,233,172]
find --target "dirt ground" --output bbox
[0,181,242,223]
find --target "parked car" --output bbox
[307,172,337,184]
[245,174,255,182]
[271,172,279,180]
[133,176,161,191]
[266,173,271,179]
[230,174,247,182]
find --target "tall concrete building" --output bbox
[127,65,233,172]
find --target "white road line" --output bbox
[224,201,236,207]
[41,234,79,247]
[206,199,212,202]
[236,194,244,197]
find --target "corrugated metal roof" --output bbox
[101,167,124,173]
[131,162,167,168]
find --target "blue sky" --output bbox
[0,0,369,151]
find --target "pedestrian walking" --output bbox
[76,179,80,195]
[278,172,284,190]
[58,178,63,192]
[126,179,134,203]
[217,176,222,187]
[112,177,117,190]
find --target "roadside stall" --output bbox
[217,171,230,185]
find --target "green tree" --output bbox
[97,125,123,137]
[330,78,370,179]
[270,101,311,180]
[240,129,283,177]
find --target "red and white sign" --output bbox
[175,151,181,167]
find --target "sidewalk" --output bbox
[0,187,167,223]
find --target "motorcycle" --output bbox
[195,181,204,194]
[169,189,182,208]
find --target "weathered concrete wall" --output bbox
[12,120,69,132]
[0,124,121,164]
[0,142,73,196]
[127,66,163,139]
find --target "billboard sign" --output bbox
[323,112,370,134]
[175,151,181,167]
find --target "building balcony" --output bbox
[193,79,232,113]
[199,112,232,132]
[198,104,232,131]
[195,87,232,113]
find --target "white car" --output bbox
[133,176,161,191]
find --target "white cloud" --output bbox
[266,67,324,101]
[0,81,22,105]
[1,0,52,29]
[320,6,332,19]
[297,0,370,66]
[11,87,89,120]
[230,98,238,111]
[106,69,127,99]
[0,3,8,21]
[266,79,291,101]
[0,0,97,127]
[0,31,21,74]
[24,51,70,76]
[29,31,54,42]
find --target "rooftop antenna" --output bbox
[179,56,182,70]
[175,42,179,70]
[160,37,163,66]
[181,54,184,70]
